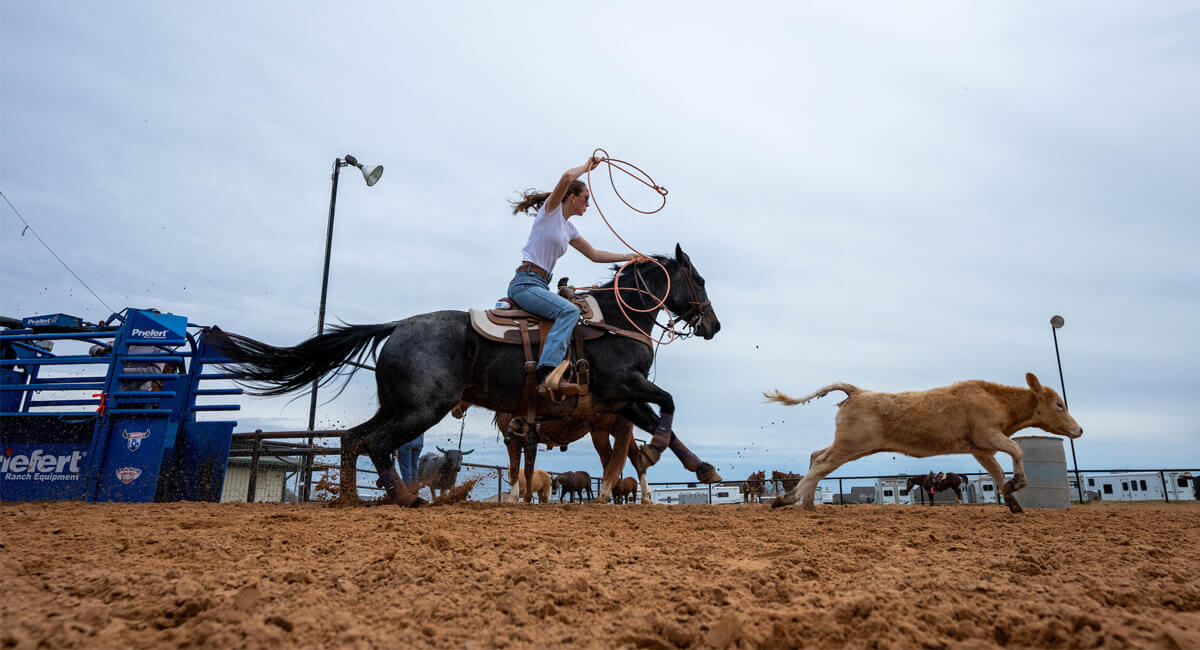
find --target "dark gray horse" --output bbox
[552,471,594,503]
[205,244,720,507]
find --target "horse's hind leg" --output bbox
[330,409,392,507]
[363,406,459,507]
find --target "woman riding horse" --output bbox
[204,243,720,507]
[507,156,650,392]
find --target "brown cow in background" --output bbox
[611,476,638,504]
[764,373,1082,513]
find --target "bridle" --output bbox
[626,261,709,342]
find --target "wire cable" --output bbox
[1,190,115,315]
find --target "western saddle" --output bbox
[466,282,652,434]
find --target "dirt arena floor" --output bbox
[2,500,1198,649]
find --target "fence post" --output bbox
[498,468,503,503]
[708,483,713,504]
[247,432,262,503]
[1161,471,1169,504]
[839,478,845,506]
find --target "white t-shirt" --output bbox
[519,202,579,274]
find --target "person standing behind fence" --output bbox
[507,156,649,392]
[395,434,424,490]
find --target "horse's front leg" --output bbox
[522,434,539,504]
[613,375,675,455]
[505,437,522,503]
[619,401,721,483]
[591,427,618,503]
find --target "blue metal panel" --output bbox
[92,415,169,502]
[1,308,241,503]
[0,415,96,501]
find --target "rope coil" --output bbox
[580,149,691,346]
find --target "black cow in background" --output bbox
[417,446,474,499]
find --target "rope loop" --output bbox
[579,149,692,346]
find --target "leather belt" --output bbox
[515,262,550,281]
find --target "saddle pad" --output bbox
[469,295,603,344]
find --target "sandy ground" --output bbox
[2,500,1198,649]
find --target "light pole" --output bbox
[1050,315,1084,503]
[302,154,383,500]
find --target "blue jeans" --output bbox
[395,434,423,487]
[507,270,580,369]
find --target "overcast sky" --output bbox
[3,2,1197,489]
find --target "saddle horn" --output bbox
[436,445,448,454]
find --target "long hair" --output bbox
[509,180,587,215]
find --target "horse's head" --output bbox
[905,476,918,491]
[665,244,720,340]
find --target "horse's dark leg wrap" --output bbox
[650,412,673,451]
[667,432,700,471]
[376,466,424,508]
[666,433,722,483]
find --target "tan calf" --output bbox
[764,373,1082,513]
[516,468,552,503]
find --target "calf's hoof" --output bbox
[696,463,722,484]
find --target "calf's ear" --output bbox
[1026,372,1043,392]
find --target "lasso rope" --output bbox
[579,149,689,345]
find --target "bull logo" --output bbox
[123,429,151,452]
[116,467,142,484]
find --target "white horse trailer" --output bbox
[967,477,1002,505]
[875,477,913,505]
[1082,472,1197,502]
[652,483,744,505]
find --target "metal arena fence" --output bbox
[226,430,1199,506]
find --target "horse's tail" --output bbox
[203,322,397,397]
[763,383,860,406]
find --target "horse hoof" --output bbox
[770,497,788,509]
[696,463,722,484]
[638,444,661,467]
[1007,500,1023,514]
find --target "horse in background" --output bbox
[907,471,967,505]
[490,409,721,505]
[553,471,594,503]
[612,476,638,504]
[744,470,765,503]
[771,470,802,495]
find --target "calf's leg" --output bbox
[973,451,1022,513]
[986,435,1027,513]
[774,438,875,510]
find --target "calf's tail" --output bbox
[763,383,860,406]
